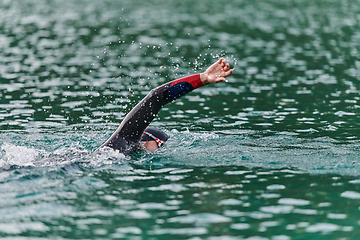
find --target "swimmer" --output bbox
[97,58,233,153]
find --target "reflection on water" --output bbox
[1,130,360,239]
[1,0,360,140]
[1,0,360,238]
[1,158,360,239]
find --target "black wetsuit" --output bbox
[97,74,203,152]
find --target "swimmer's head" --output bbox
[140,127,169,151]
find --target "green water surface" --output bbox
[1,0,360,239]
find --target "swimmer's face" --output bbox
[141,140,161,151]
[140,130,167,151]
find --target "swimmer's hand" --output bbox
[200,58,234,85]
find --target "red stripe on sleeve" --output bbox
[169,74,203,89]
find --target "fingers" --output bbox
[224,63,230,71]
[207,58,234,83]
[219,69,233,80]
[218,58,230,71]
[220,58,225,68]
[225,68,233,77]
[218,58,233,76]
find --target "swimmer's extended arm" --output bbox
[97,58,233,151]
[97,74,203,151]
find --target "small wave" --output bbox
[2,130,360,175]
[0,143,38,168]
[0,143,127,170]
[142,130,360,176]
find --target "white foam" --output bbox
[0,143,128,169]
[0,143,39,168]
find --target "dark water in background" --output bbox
[2,0,360,239]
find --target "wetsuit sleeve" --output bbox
[97,74,203,151]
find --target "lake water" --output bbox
[1,0,360,239]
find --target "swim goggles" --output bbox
[142,131,165,148]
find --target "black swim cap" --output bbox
[140,127,169,142]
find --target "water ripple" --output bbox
[1,0,360,238]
